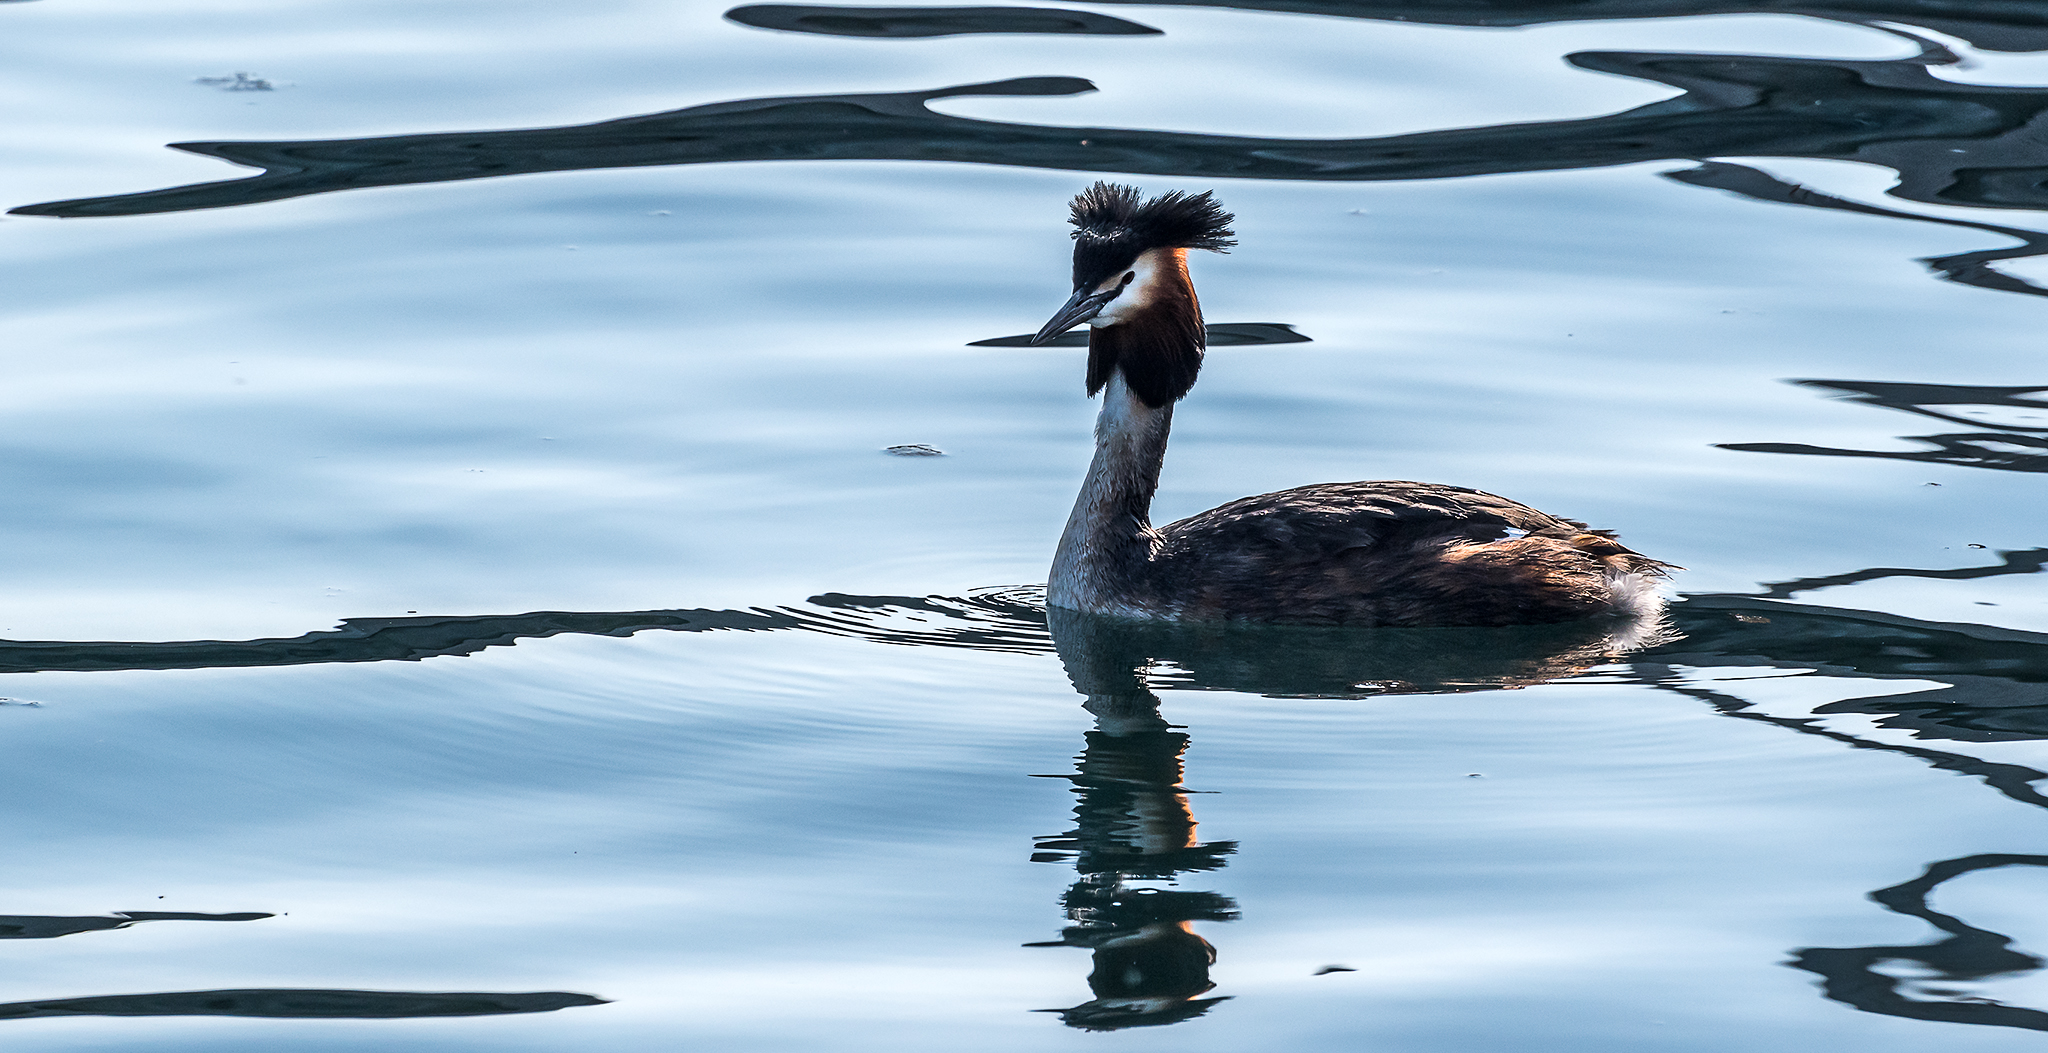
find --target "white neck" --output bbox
[1048,371,1173,615]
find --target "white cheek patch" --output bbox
[1087,250,1171,328]
[1088,298,1133,327]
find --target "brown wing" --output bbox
[1160,480,1591,557]
[1146,480,1663,626]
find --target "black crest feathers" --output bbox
[1068,182,1236,253]
[1062,183,1231,408]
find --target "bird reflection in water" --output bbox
[1025,607,1240,1030]
[1022,697,1234,1030]
[1024,603,1668,1029]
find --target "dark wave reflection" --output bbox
[1635,610,2048,814]
[6,564,2048,1030]
[1744,546,2048,599]
[0,988,606,1020]
[1085,1,2048,53]
[1671,162,2048,299]
[1792,855,2048,1031]
[22,25,2048,297]
[0,608,806,674]
[0,588,1653,690]
[9,570,2048,715]
[0,591,1050,676]
[970,321,1312,347]
[0,911,271,940]
[1723,379,2048,472]
[725,4,1163,37]
[7,40,2044,231]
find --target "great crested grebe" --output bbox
[1029,183,1672,627]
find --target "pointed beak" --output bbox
[1029,286,1118,346]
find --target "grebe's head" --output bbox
[1030,183,1235,407]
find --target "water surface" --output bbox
[5,0,2048,1048]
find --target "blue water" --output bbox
[6,0,2048,1047]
